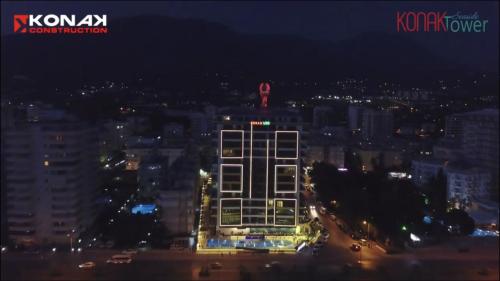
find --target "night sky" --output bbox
[1,1,498,71]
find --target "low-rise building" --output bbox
[156,149,199,236]
[411,158,447,187]
[446,167,491,209]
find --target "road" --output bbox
[302,189,499,280]
[2,241,498,281]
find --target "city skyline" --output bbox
[1,1,498,281]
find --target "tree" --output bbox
[427,169,447,218]
[444,209,475,235]
[345,151,363,174]
[310,161,427,242]
[309,161,339,202]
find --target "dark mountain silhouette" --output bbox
[0,15,472,90]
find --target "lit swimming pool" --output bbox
[470,228,499,237]
[131,204,156,215]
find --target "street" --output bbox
[2,214,498,281]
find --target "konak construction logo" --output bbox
[13,14,108,34]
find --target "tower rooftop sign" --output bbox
[259,82,270,108]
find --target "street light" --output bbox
[363,220,370,247]
[67,233,73,253]
[358,244,362,264]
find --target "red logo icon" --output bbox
[259,82,271,108]
[13,14,28,33]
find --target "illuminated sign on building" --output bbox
[259,82,271,108]
[250,120,271,126]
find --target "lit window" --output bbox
[44,161,49,167]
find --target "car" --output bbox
[210,262,223,269]
[350,243,361,252]
[329,214,336,221]
[351,232,363,240]
[264,261,281,271]
[321,236,329,243]
[106,254,132,264]
[359,239,367,246]
[78,261,96,269]
[342,263,353,274]
[122,249,138,255]
[137,240,151,251]
[322,232,330,239]
[296,241,309,253]
[199,266,210,277]
[314,241,325,249]
[270,261,282,271]
[319,207,327,215]
[478,268,490,276]
[105,241,114,249]
[24,249,40,255]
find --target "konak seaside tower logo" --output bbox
[396,11,488,33]
[13,14,108,34]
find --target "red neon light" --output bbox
[259,82,271,108]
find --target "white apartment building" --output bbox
[4,117,98,246]
[447,168,491,208]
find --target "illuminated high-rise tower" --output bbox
[214,87,302,234]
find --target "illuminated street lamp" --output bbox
[363,220,370,247]
[66,233,73,253]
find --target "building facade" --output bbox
[4,114,98,245]
[444,109,499,198]
[157,152,198,236]
[361,109,394,142]
[411,158,447,187]
[215,109,302,233]
[446,168,491,208]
